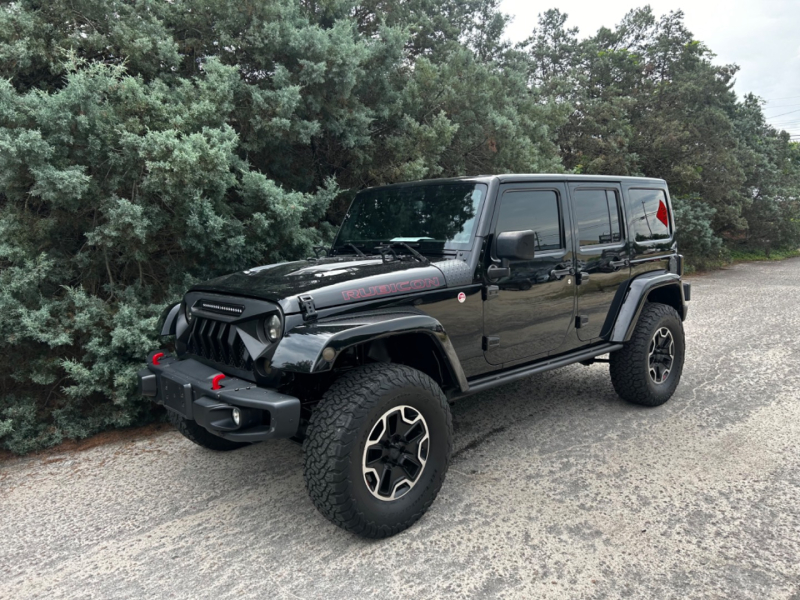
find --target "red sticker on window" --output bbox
[656,200,669,227]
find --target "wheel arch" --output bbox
[609,271,686,343]
[353,331,465,395]
[271,312,469,394]
[646,285,685,319]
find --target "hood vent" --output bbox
[197,300,245,316]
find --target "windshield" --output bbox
[333,182,487,253]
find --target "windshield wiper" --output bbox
[375,242,429,264]
[336,243,366,257]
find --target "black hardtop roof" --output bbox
[363,174,667,192]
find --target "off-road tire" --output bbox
[303,363,453,538]
[167,410,249,451]
[610,302,685,407]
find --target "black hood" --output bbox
[190,257,450,314]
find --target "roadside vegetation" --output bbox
[1,0,798,453]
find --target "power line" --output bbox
[770,125,800,131]
[764,103,800,111]
[766,108,800,119]
[769,116,800,123]
[765,95,800,102]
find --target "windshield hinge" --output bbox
[482,285,499,301]
[298,295,317,321]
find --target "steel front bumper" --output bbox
[138,352,301,442]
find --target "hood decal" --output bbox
[341,276,442,301]
[190,256,451,312]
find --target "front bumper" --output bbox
[138,351,301,442]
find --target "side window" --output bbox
[573,189,623,246]
[496,190,562,251]
[628,189,671,242]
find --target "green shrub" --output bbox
[671,196,726,271]
[1,1,798,454]
[0,0,563,453]
[741,196,800,257]
[0,57,339,453]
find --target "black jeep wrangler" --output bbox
[139,175,690,538]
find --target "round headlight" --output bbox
[183,301,193,323]
[266,314,281,342]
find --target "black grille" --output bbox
[186,317,254,371]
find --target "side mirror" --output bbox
[496,230,536,261]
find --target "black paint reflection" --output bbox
[484,254,575,365]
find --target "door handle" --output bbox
[550,267,573,280]
[609,258,628,269]
[577,271,590,284]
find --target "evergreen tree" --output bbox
[0,1,798,453]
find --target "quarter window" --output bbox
[628,189,671,242]
[573,189,622,246]
[496,190,562,251]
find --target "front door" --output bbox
[483,184,576,365]
[569,185,632,341]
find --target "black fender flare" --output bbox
[609,271,686,343]
[159,303,181,336]
[270,311,469,393]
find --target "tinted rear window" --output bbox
[628,189,671,242]
[573,189,622,246]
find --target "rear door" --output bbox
[569,184,631,341]
[482,183,576,365]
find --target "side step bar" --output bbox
[461,343,624,397]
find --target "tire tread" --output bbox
[610,302,684,406]
[303,363,452,538]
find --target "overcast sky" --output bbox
[499,0,800,140]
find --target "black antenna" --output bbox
[641,200,653,237]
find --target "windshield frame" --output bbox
[331,181,489,254]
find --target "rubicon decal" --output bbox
[341,277,442,301]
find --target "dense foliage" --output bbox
[1,1,798,453]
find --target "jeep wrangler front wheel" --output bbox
[303,363,453,538]
[609,302,685,407]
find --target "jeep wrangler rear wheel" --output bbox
[167,410,249,451]
[609,302,685,407]
[303,363,453,538]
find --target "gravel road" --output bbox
[3,258,800,600]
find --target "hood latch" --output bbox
[298,294,318,322]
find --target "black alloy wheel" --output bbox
[362,405,430,501]
[648,327,675,384]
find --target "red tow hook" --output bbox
[152,352,165,366]
[211,374,226,390]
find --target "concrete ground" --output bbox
[2,258,800,600]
